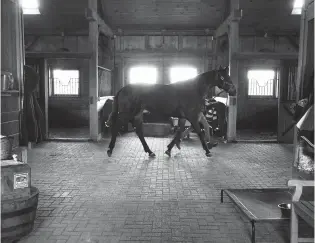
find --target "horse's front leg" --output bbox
[188,116,212,157]
[134,112,156,157]
[107,113,121,157]
[165,118,186,157]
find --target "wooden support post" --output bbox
[88,0,99,141]
[43,59,49,139]
[85,7,113,37]
[226,0,240,142]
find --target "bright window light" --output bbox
[170,66,198,83]
[292,0,304,15]
[247,70,276,96]
[50,69,79,96]
[20,0,40,15]
[129,66,157,84]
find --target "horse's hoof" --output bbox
[149,152,156,158]
[205,152,212,157]
[107,150,112,157]
[165,150,171,157]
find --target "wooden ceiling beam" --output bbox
[233,52,298,60]
[115,50,217,58]
[85,7,113,37]
[215,9,242,38]
[25,51,91,59]
[115,29,215,36]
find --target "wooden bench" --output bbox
[288,180,314,243]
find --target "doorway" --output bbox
[47,59,90,140]
[237,67,280,141]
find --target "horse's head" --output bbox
[215,66,236,96]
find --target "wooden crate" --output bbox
[143,123,171,137]
[1,160,31,200]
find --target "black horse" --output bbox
[105,66,236,157]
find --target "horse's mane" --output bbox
[168,69,216,87]
[196,70,215,82]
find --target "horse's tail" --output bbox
[105,92,120,128]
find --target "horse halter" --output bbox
[216,70,236,96]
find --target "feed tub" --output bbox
[143,123,171,137]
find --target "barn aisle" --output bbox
[49,127,90,140]
[18,134,300,243]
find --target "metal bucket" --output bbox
[1,71,14,91]
[1,135,14,160]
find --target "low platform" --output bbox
[221,188,293,243]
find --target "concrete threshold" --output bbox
[46,138,91,142]
[236,139,278,144]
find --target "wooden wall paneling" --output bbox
[163,36,179,50]
[182,36,198,49]
[1,0,24,149]
[148,36,163,49]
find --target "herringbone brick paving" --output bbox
[18,133,297,243]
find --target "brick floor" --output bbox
[17,133,305,243]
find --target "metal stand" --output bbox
[251,221,256,243]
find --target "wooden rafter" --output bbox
[215,9,242,38]
[85,7,113,37]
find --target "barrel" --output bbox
[1,186,39,243]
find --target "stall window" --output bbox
[129,66,157,84]
[49,69,80,96]
[170,66,198,83]
[247,69,278,97]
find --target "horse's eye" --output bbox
[220,76,224,81]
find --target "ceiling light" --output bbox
[292,0,304,15]
[21,0,39,9]
[20,0,40,15]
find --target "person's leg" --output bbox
[181,126,193,139]
[198,112,218,148]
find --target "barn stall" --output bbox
[19,0,302,142]
[1,0,314,242]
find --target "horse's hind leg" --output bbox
[134,112,155,157]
